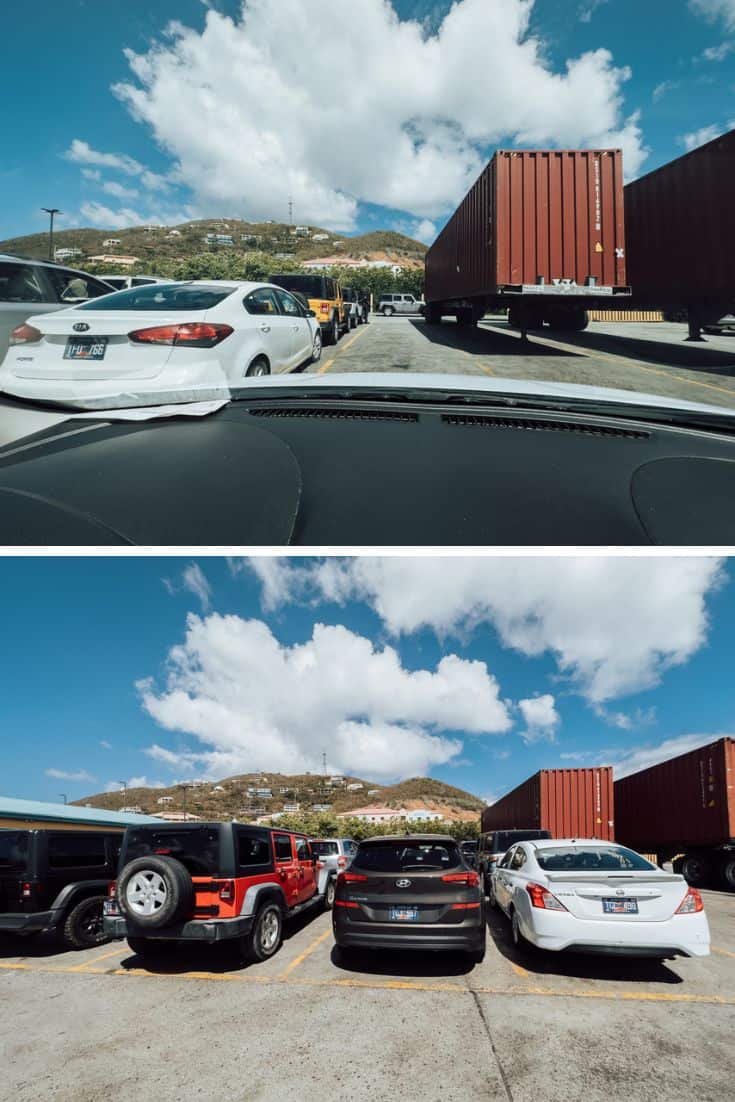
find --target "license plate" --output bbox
[602,898,638,914]
[389,906,419,922]
[64,337,108,360]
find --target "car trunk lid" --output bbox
[545,871,689,921]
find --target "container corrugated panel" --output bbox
[588,310,664,322]
[481,768,615,840]
[615,737,735,850]
[625,129,735,308]
[426,150,627,302]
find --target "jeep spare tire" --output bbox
[117,856,194,928]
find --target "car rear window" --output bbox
[269,274,326,298]
[78,284,231,311]
[353,841,461,872]
[123,827,220,876]
[495,830,550,851]
[535,846,655,872]
[0,831,29,870]
[310,841,339,856]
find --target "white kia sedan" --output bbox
[490,839,710,959]
[0,280,322,409]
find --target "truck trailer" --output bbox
[480,767,615,840]
[615,737,735,890]
[424,149,630,334]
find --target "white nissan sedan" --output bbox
[490,839,710,959]
[0,280,322,409]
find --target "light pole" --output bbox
[117,780,127,807]
[41,207,62,261]
[59,793,67,805]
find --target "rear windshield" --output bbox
[310,841,339,856]
[269,274,326,298]
[78,284,231,312]
[353,841,461,872]
[535,846,655,872]
[123,827,220,876]
[461,841,478,851]
[0,832,29,871]
[495,830,550,851]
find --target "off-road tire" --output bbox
[61,896,108,950]
[117,855,193,929]
[244,902,283,963]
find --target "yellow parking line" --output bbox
[510,962,530,979]
[461,349,496,377]
[317,358,335,375]
[68,946,125,972]
[318,323,370,374]
[278,927,333,980]
[712,946,735,959]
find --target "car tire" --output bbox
[467,942,486,964]
[486,877,497,908]
[324,879,336,911]
[350,315,357,330]
[510,908,532,953]
[61,896,107,950]
[246,356,270,377]
[244,902,283,963]
[681,853,711,887]
[117,855,193,929]
[309,328,322,366]
[127,936,176,959]
[324,315,339,346]
[383,306,394,317]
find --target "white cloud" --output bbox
[559,751,591,762]
[64,139,170,191]
[102,180,140,201]
[679,123,727,150]
[81,168,102,182]
[138,614,513,781]
[108,0,647,231]
[652,80,677,100]
[182,563,212,611]
[579,0,608,22]
[413,218,437,244]
[247,558,725,705]
[78,201,148,229]
[106,776,166,791]
[611,733,729,779]
[518,693,560,742]
[701,41,734,59]
[99,740,112,750]
[45,769,96,783]
[689,0,735,30]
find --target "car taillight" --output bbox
[107,881,117,900]
[319,303,330,313]
[337,856,347,868]
[442,872,480,887]
[526,883,568,911]
[334,900,359,908]
[316,860,325,870]
[219,880,235,902]
[21,882,33,899]
[9,323,42,346]
[675,887,704,914]
[128,323,233,347]
[337,872,368,886]
[451,902,482,910]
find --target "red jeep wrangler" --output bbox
[103,822,331,961]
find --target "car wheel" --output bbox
[324,315,338,346]
[61,896,107,950]
[245,902,283,963]
[467,942,486,964]
[309,328,322,365]
[383,306,394,317]
[486,877,497,908]
[246,356,270,377]
[350,315,357,330]
[324,879,336,911]
[127,936,176,959]
[117,855,193,929]
[511,909,531,953]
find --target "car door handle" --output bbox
[259,324,271,333]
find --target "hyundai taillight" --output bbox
[219,880,235,902]
[128,323,234,347]
[334,900,359,908]
[9,323,42,346]
[337,872,368,886]
[526,882,568,911]
[451,902,482,910]
[21,882,33,899]
[675,887,704,914]
[441,872,480,887]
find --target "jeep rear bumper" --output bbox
[104,915,254,944]
[0,911,57,934]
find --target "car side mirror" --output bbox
[305,309,316,317]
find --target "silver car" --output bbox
[309,838,357,907]
[377,293,425,317]
[0,254,113,364]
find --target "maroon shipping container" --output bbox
[625,129,735,315]
[480,767,615,840]
[615,738,735,854]
[425,149,628,324]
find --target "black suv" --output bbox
[0,829,120,948]
[477,829,552,892]
[332,834,485,962]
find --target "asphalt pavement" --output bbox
[1,889,733,1102]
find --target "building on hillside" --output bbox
[189,781,206,788]
[273,252,295,260]
[153,811,202,822]
[406,809,444,823]
[119,806,144,814]
[255,788,272,799]
[0,796,156,832]
[328,776,345,786]
[204,233,235,246]
[337,806,407,824]
[333,241,345,248]
[54,247,82,260]
[102,238,122,247]
[311,803,333,812]
[166,230,182,237]
[212,785,226,793]
[157,796,174,805]
[367,789,382,797]
[346,783,364,792]
[87,254,139,268]
[283,803,300,813]
[311,233,329,243]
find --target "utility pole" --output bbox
[41,207,62,261]
[288,197,294,226]
[59,793,67,805]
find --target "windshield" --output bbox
[122,827,220,876]
[353,842,461,872]
[535,846,657,872]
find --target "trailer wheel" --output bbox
[722,858,735,891]
[424,304,441,325]
[680,853,711,887]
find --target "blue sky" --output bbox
[2,556,731,805]
[2,0,735,242]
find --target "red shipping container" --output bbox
[615,737,735,851]
[425,150,628,304]
[625,129,735,311]
[480,767,615,840]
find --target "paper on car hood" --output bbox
[69,399,230,421]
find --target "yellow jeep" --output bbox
[269,273,349,345]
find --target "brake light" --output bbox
[21,881,33,899]
[219,880,235,902]
[451,902,482,910]
[334,900,359,908]
[526,883,568,911]
[316,860,325,870]
[128,323,233,347]
[319,303,330,313]
[675,887,704,914]
[337,856,347,868]
[154,848,172,855]
[442,872,480,887]
[9,323,42,346]
[337,872,368,886]
[107,881,117,900]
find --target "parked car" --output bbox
[341,287,365,328]
[0,253,114,364]
[96,275,172,291]
[376,293,425,317]
[103,822,332,961]
[332,834,485,961]
[309,838,357,906]
[488,838,710,959]
[0,828,120,949]
[478,829,552,894]
[269,273,349,345]
[460,840,478,868]
[702,314,735,336]
[0,280,322,408]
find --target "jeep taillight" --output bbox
[107,881,117,899]
[219,880,235,902]
[337,856,347,869]
[320,302,329,313]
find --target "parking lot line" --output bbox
[317,324,370,373]
[510,962,530,979]
[317,358,335,375]
[277,927,333,980]
[67,946,127,972]
[713,945,735,959]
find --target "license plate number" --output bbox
[64,337,107,360]
[602,898,638,914]
[389,906,419,922]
